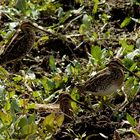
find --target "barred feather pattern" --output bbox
[77,59,124,96]
[0,22,35,65]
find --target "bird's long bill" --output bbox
[70,97,92,111]
[120,64,140,79]
[32,23,56,36]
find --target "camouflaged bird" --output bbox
[57,93,91,121]
[77,58,140,96]
[35,93,91,122]
[0,20,36,65]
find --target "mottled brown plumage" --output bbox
[0,20,36,65]
[57,93,91,122]
[77,58,137,96]
[58,93,74,122]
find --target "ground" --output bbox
[0,0,140,139]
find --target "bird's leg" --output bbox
[118,86,128,111]
[60,110,75,122]
[98,94,119,110]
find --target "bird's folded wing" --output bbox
[84,68,110,85]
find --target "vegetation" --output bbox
[0,0,140,139]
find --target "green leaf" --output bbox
[93,32,98,39]
[79,14,92,34]
[37,36,49,44]
[20,123,36,135]
[55,114,64,127]
[0,111,12,125]
[126,113,137,126]
[27,103,36,109]
[63,75,68,83]
[120,17,131,28]
[15,0,26,14]
[119,39,134,54]
[123,58,134,69]
[82,14,92,27]
[43,113,55,131]
[18,116,28,128]
[0,67,9,80]
[72,60,81,75]
[13,75,22,82]
[28,113,36,124]
[32,91,41,98]
[47,78,55,90]
[49,55,56,72]
[91,46,102,61]
[79,24,87,34]
[59,11,72,24]
[93,0,99,14]
[11,99,20,112]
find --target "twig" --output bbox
[63,14,83,31]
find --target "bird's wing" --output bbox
[1,28,24,55]
[84,68,111,92]
[84,68,110,84]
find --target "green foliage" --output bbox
[119,39,134,53]
[65,60,81,77]
[49,55,56,72]
[93,0,99,14]
[15,0,27,14]
[79,14,92,34]
[0,67,9,80]
[126,113,140,138]
[126,113,137,127]
[120,17,131,28]
[130,0,140,5]
[43,113,64,131]
[91,46,102,62]
[0,0,140,139]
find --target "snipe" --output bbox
[0,20,37,65]
[35,93,74,122]
[56,93,91,121]
[58,93,74,122]
[35,93,91,122]
[77,58,139,96]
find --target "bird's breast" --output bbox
[85,84,120,96]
